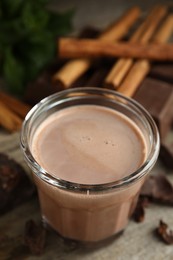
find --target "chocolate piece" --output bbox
[70,68,94,88]
[160,142,173,169]
[140,173,173,205]
[24,70,58,105]
[78,26,100,39]
[134,77,173,139]
[156,220,173,245]
[72,56,113,88]
[150,63,173,84]
[0,153,35,214]
[86,68,109,87]
[24,58,68,106]
[132,197,149,223]
[24,220,46,255]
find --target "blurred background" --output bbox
[55,0,172,30]
[1,0,172,96]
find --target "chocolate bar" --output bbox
[134,77,173,139]
[24,70,57,105]
[85,68,109,87]
[156,220,173,245]
[0,153,35,214]
[24,219,46,255]
[150,63,173,84]
[160,143,173,169]
[140,173,173,204]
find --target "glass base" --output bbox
[42,216,124,249]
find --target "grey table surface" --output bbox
[0,132,173,260]
[54,0,173,31]
[0,132,173,259]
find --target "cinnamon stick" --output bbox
[53,7,141,88]
[59,38,173,61]
[99,7,141,41]
[152,14,173,43]
[105,5,167,88]
[118,15,173,97]
[0,101,22,132]
[0,91,31,118]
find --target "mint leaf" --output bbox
[0,0,74,94]
[1,0,24,18]
[3,49,25,94]
[49,9,74,36]
[26,37,55,81]
[0,18,25,46]
[21,2,49,33]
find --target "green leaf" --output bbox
[0,2,2,19]
[0,18,25,47]
[0,0,74,95]
[28,0,48,6]
[1,0,24,18]
[21,2,49,33]
[32,0,48,5]
[27,37,55,80]
[48,9,74,36]
[3,48,25,93]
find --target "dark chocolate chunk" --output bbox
[24,70,59,105]
[156,220,173,245]
[160,141,173,169]
[140,173,173,205]
[73,56,113,88]
[24,58,68,106]
[78,26,100,39]
[70,68,94,88]
[132,197,149,223]
[134,77,173,139]
[86,68,108,87]
[0,153,35,214]
[150,63,173,84]
[24,220,46,255]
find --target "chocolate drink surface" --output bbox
[32,105,146,184]
[21,87,159,243]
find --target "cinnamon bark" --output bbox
[53,7,141,88]
[0,91,31,118]
[59,38,173,61]
[0,101,22,132]
[118,15,173,97]
[99,7,141,41]
[105,5,167,88]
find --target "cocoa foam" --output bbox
[31,105,146,184]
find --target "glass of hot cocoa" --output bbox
[21,87,160,244]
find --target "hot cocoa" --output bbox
[31,105,147,242]
[21,88,159,243]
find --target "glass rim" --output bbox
[20,87,160,192]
